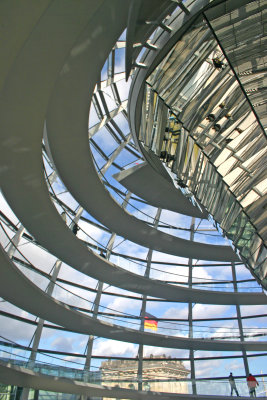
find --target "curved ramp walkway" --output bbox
[1,225,266,306]
[113,163,207,218]
[1,362,266,400]
[0,247,266,351]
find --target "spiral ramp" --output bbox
[0,1,266,399]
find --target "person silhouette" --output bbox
[247,373,259,397]
[228,373,239,396]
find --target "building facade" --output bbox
[101,355,189,396]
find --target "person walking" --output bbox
[247,373,259,397]
[229,372,239,396]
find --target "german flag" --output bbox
[144,312,158,331]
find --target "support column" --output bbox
[29,260,62,363]
[7,224,25,258]
[21,260,62,400]
[82,192,132,394]
[21,207,83,400]
[83,279,104,377]
[6,224,27,400]
[137,208,161,391]
[188,217,196,395]
[231,263,249,376]
[27,206,83,367]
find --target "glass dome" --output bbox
[0,1,266,399]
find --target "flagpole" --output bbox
[261,371,267,397]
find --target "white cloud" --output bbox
[162,304,232,340]
[228,360,243,371]
[58,262,97,288]
[151,251,188,266]
[105,296,139,315]
[151,268,188,283]
[51,336,75,352]
[192,267,213,283]
[77,219,108,244]
[193,304,230,320]
[0,313,36,344]
[93,339,136,357]
[0,302,54,344]
[240,305,267,317]
[209,323,237,340]
[159,209,191,233]
[163,306,188,320]
[195,358,221,377]
[64,355,85,368]
[201,265,232,281]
